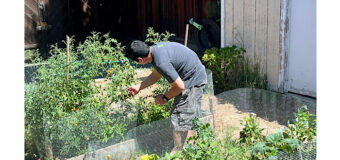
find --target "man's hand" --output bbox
[127,84,141,96]
[155,94,167,105]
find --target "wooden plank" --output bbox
[233,0,243,47]
[169,0,176,34]
[193,0,199,20]
[140,0,146,32]
[279,0,290,92]
[185,0,194,39]
[243,0,256,58]
[146,0,152,29]
[266,0,281,91]
[185,0,193,23]
[161,0,169,31]
[177,0,185,37]
[202,0,210,18]
[221,0,225,47]
[225,0,233,46]
[152,0,160,31]
[255,0,268,75]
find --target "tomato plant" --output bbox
[25,32,137,159]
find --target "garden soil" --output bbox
[95,68,286,142]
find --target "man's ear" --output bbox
[137,57,143,63]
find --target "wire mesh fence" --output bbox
[277,142,316,160]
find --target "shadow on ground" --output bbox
[215,88,316,126]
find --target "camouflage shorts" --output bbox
[170,83,205,131]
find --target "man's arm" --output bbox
[155,76,184,104]
[128,69,162,96]
[164,76,185,100]
[140,69,163,90]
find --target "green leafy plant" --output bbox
[239,114,265,144]
[145,27,175,45]
[287,105,317,143]
[135,97,172,126]
[25,49,43,64]
[251,128,300,160]
[250,105,316,160]
[179,118,224,160]
[141,153,159,160]
[224,135,251,160]
[25,32,137,159]
[202,46,267,93]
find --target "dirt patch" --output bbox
[211,94,286,141]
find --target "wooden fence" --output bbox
[221,0,288,92]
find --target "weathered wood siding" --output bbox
[25,0,40,48]
[25,0,67,50]
[222,0,283,91]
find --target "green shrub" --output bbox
[179,118,224,160]
[239,114,265,144]
[202,46,267,93]
[145,27,175,45]
[287,105,317,143]
[25,32,137,159]
[250,105,316,160]
[134,97,173,126]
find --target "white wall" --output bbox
[288,0,316,97]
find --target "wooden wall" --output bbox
[138,0,219,38]
[25,0,40,48]
[25,0,67,50]
[222,0,284,92]
[25,0,219,52]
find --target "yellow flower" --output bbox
[72,107,76,112]
[141,154,150,160]
[107,154,111,160]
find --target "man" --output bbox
[124,40,207,155]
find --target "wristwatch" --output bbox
[162,94,169,102]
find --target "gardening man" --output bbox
[124,40,207,155]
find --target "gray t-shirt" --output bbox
[151,42,207,89]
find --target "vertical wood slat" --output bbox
[161,0,169,31]
[255,0,268,75]
[169,0,176,34]
[146,0,152,28]
[185,0,193,24]
[267,0,281,90]
[177,0,185,37]
[193,0,198,20]
[140,0,146,32]
[243,0,256,59]
[233,0,244,47]
[225,0,234,46]
[151,0,159,31]
[279,0,290,92]
[185,0,193,39]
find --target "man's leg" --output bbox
[183,130,194,147]
[171,130,183,155]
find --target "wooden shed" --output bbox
[221,0,316,97]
